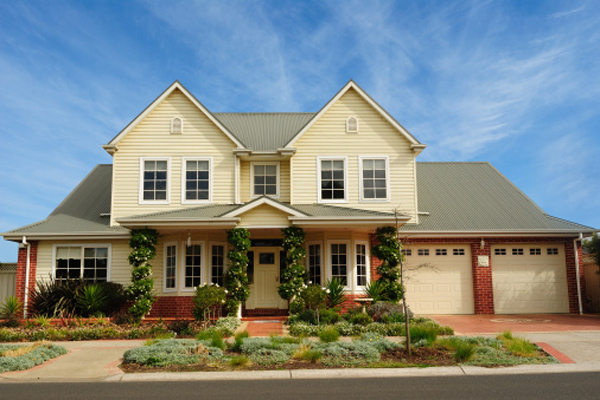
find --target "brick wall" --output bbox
[15,241,37,316]
[148,296,194,319]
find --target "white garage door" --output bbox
[492,244,568,314]
[403,245,474,314]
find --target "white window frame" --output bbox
[306,241,323,286]
[317,157,348,203]
[52,244,112,282]
[327,240,351,289]
[170,117,183,134]
[346,116,358,133]
[358,155,390,203]
[354,240,370,289]
[139,157,171,205]
[250,162,280,198]
[163,242,178,293]
[181,241,206,292]
[181,157,213,204]
[209,242,227,286]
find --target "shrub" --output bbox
[127,228,159,321]
[346,311,373,326]
[288,322,318,337]
[214,316,241,336]
[300,284,327,310]
[0,342,67,373]
[298,310,317,325]
[248,348,290,366]
[409,324,438,346]
[293,344,322,362]
[453,340,476,362]
[358,332,402,352]
[193,284,226,321]
[168,320,194,336]
[371,226,404,302]
[77,284,108,317]
[224,228,251,315]
[123,339,224,366]
[278,226,307,301]
[228,355,250,367]
[230,330,249,352]
[498,331,537,357]
[367,301,405,322]
[363,280,385,302]
[318,308,341,325]
[289,297,306,315]
[1,296,22,327]
[315,341,380,366]
[318,326,340,342]
[325,278,345,308]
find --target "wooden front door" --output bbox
[248,248,280,308]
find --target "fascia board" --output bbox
[2,232,130,241]
[105,81,246,150]
[398,230,595,238]
[285,80,423,148]
[223,197,306,218]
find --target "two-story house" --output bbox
[3,80,595,318]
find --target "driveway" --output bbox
[430,314,600,364]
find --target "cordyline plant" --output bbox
[278,226,307,302]
[224,228,251,315]
[127,229,159,322]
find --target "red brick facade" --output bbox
[148,296,195,319]
[15,241,38,316]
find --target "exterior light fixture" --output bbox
[480,238,485,249]
[187,232,192,247]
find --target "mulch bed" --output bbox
[119,346,458,373]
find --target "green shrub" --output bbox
[231,330,249,352]
[325,278,345,308]
[228,355,250,367]
[77,284,108,317]
[315,341,380,366]
[0,343,67,373]
[346,311,373,326]
[1,296,22,327]
[214,316,241,336]
[358,332,402,352]
[318,326,340,342]
[497,331,537,357]
[293,345,322,362]
[453,340,476,362]
[167,320,193,336]
[363,280,385,302]
[248,348,290,366]
[409,324,438,346]
[289,297,306,315]
[298,309,317,325]
[288,322,318,337]
[123,339,224,366]
[318,308,341,325]
[300,284,327,310]
[193,284,226,321]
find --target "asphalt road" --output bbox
[1,372,599,400]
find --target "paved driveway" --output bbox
[430,314,600,364]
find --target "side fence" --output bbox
[0,263,17,304]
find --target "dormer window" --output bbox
[346,116,358,133]
[171,117,183,134]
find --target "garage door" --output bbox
[403,245,474,314]
[492,244,568,314]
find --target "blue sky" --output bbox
[1,0,599,261]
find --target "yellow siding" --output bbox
[111,89,238,224]
[35,240,131,287]
[238,205,290,227]
[240,160,290,203]
[292,88,417,220]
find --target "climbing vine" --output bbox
[126,228,159,321]
[224,228,251,315]
[372,226,404,302]
[278,226,307,301]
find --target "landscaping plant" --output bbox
[1,296,22,327]
[278,226,307,302]
[192,283,226,321]
[324,278,345,308]
[126,229,159,321]
[224,228,251,316]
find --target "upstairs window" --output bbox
[319,158,346,202]
[360,157,389,201]
[171,117,183,134]
[183,158,211,203]
[140,158,169,203]
[252,163,278,197]
[346,116,358,132]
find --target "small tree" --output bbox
[278,226,307,302]
[584,233,600,269]
[224,228,251,316]
[127,229,159,322]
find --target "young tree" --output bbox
[584,233,600,269]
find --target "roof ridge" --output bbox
[213,112,316,115]
[416,161,491,164]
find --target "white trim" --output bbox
[317,156,348,204]
[51,243,112,282]
[285,81,422,148]
[358,155,391,203]
[163,242,178,293]
[181,241,206,292]
[181,157,213,204]
[327,240,351,290]
[105,81,245,149]
[139,157,171,205]
[250,162,280,199]
[354,240,370,290]
[170,117,183,134]
[222,197,306,218]
[209,242,228,285]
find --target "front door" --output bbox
[248,248,280,308]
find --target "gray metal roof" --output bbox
[3,165,127,236]
[400,162,594,232]
[3,163,594,237]
[213,113,315,151]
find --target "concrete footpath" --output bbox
[2,331,600,382]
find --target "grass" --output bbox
[498,330,537,357]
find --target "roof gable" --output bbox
[284,80,425,153]
[103,81,245,153]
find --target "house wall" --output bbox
[110,89,238,224]
[291,88,418,220]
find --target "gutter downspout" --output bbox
[574,233,583,315]
[21,236,31,319]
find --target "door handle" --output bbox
[276,276,279,282]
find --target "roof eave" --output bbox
[2,231,130,242]
[398,229,596,238]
